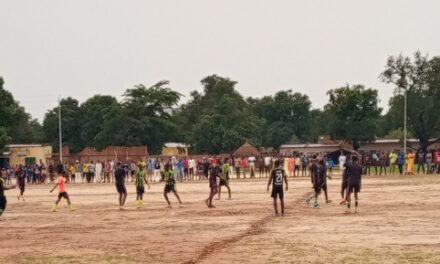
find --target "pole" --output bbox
[58,96,63,164]
[403,88,407,173]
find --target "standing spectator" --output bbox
[109,160,115,182]
[397,151,405,175]
[364,154,372,175]
[48,162,55,184]
[248,154,256,178]
[264,156,272,177]
[188,157,196,180]
[406,150,415,175]
[294,155,301,177]
[378,151,387,175]
[327,158,335,177]
[371,152,379,175]
[301,154,308,177]
[389,151,397,174]
[426,150,433,174]
[154,158,161,182]
[338,151,346,175]
[89,161,96,183]
[104,160,111,183]
[183,157,189,180]
[146,158,154,182]
[95,160,103,183]
[416,149,426,174]
[234,157,241,179]
[241,157,249,178]
[434,149,440,174]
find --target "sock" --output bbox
[52,204,57,211]
[355,200,358,208]
[347,202,351,209]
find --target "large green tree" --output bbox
[381,52,440,150]
[325,84,382,150]
[177,75,263,154]
[250,90,311,149]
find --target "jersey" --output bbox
[346,163,363,186]
[310,163,320,186]
[271,168,285,188]
[115,167,125,184]
[0,178,5,196]
[163,170,175,185]
[222,163,230,179]
[135,170,146,187]
[57,176,66,193]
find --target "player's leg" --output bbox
[164,191,171,207]
[354,191,359,213]
[121,188,127,207]
[273,197,278,215]
[346,188,352,213]
[226,182,231,199]
[173,190,182,205]
[217,185,222,200]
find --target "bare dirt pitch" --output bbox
[1,174,440,264]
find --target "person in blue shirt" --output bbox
[397,151,405,175]
[327,159,334,177]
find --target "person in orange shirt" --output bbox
[50,164,75,212]
[406,150,415,175]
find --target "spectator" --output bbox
[417,149,426,174]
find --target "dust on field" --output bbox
[1,174,440,264]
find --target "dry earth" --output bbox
[1,173,440,264]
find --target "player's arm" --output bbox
[50,183,58,193]
[4,184,16,190]
[267,174,272,192]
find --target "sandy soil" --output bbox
[1,173,440,264]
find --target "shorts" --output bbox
[348,184,361,193]
[271,186,284,199]
[58,192,69,199]
[220,178,229,186]
[164,183,176,193]
[116,182,127,194]
[0,195,7,211]
[136,186,145,194]
[314,184,322,194]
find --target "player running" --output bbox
[267,160,288,215]
[218,158,232,200]
[163,164,182,208]
[206,162,221,208]
[0,168,16,219]
[16,165,26,201]
[50,165,74,212]
[345,155,363,213]
[135,164,150,209]
[339,157,350,205]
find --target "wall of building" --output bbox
[8,145,52,166]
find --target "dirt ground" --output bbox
[1,173,440,264]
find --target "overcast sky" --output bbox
[1,0,440,121]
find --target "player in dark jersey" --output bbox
[346,155,363,213]
[267,160,288,215]
[163,163,182,208]
[0,168,16,218]
[15,165,26,201]
[135,164,150,209]
[305,156,321,209]
[319,159,332,204]
[115,162,128,210]
[206,163,221,208]
[218,158,232,200]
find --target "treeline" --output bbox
[1,51,439,154]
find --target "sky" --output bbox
[1,0,440,122]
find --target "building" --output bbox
[1,144,53,167]
[358,138,440,153]
[54,146,149,164]
[161,143,189,156]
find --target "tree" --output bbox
[381,52,440,150]
[122,81,182,154]
[42,97,83,153]
[325,84,382,150]
[177,75,263,154]
[250,90,311,148]
[0,127,11,151]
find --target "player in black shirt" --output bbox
[346,155,363,213]
[319,159,332,204]
[340,160,350,205]
[115,162,127,210]
[304,156,321,208]
[0,168,15,218]
[205,163,221,208]
[267,160,288,215]
[16,165,26,201]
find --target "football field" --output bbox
[1,174,440,264]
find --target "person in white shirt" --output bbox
[95,160,103,183]
[188,157,196,180]
[248,155,256,178]
[338,151,346,173]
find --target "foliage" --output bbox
[381,52,440,150]
[325,84,382,150]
